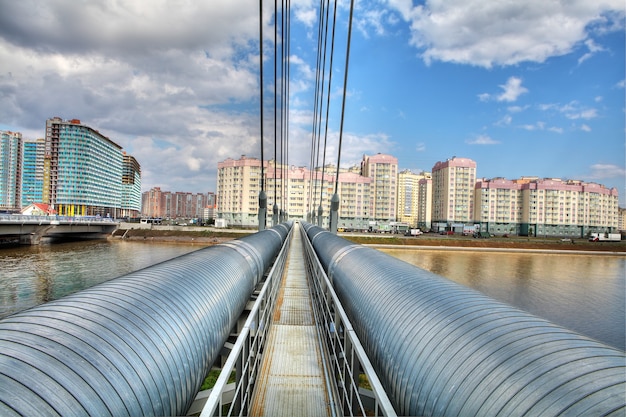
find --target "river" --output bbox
[379,247,625,351]
[0,239,624,351]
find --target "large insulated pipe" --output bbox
[303,224,625,417]
[0,222,291,417]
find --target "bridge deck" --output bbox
[249,223,331,417]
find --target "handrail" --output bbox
[300,223,397,416]
[198,225,293,416]
[0,214,118,223]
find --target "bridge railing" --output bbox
[0,214,118,223]
[197,224,293,416]
[300,222,397,417]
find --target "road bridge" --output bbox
[0,214,118,244]
[0,221,624,416]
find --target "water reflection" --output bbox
[0,240,201,318]
[380,248,626,351]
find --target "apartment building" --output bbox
[336,171,372,230]
[475,177,619,236]
[267,165,335,222]
[361,153,398,223]
[22,138,45,207]
[215,154,619,236]
[120,153,141,218]
[0,131,22,210]
[217,156,374,228]
[417,176,433,231]
[142,186,164,218]
[431,157,476,230]
[217,156,267,226]
[474,177,523,235]
[44,118,123,216]
[397,170,431,228]
[141,187,215,220]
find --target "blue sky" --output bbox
[0,0,624,204]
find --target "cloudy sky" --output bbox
[0,0,624,204]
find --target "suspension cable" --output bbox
[273,0,278,208]
[259,0,265,191]
[317,0,330,209]
[308,0,326,214]
[320,0,337,207]
[334,0,355,195]
[282,0,291,212]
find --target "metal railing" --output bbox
[197,225,293,416]
[0,214,118,223]
[300,223,397,416]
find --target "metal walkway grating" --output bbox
[249,223,331,417]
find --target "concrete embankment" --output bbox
[113,223,625,253]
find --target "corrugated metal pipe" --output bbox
[303,223,625,417]
[0,222,292,417]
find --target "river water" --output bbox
[0,240,624,351]
[0,240,201,318]
[379,247,625,351]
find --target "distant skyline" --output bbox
[0,1,624,204]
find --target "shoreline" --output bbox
[370,244,626,256]
[112,227,626,254]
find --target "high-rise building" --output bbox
[474,177,523,235]
[431,157,476,230]
[120,153,141,218]
[417,175,433,231]
[44,117,123,216]
[336,171,372,231]
[142,186,163,218]
[519,178,619,237]
[361,153,398,223]
[474,177,619,236]
[397,170,431,228]
[141,187,214,220]
[0,131,22,210]
[21,138,45,207]
[217,156,267,226]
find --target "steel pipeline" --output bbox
[0,222,291,416]
[303,223,625,417]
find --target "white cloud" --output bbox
[387,0,625,67]
[580,124,592,132]
[578,39,607,65]
[479,77,528,103]
[0,0,300,193]
[466,134,499,145]
[497,77,528,102]
[588,164,626,180]
[416,142,426,152]
[495,115,513,126]
[507,105,528,113]
[539,101,599,120]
